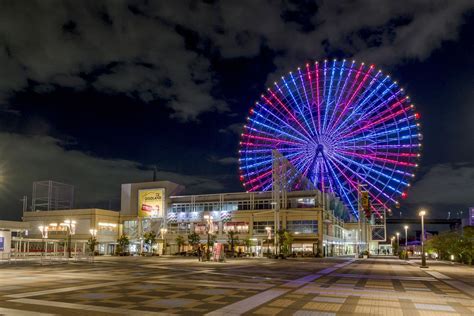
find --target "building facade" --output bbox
[20,180,358,257]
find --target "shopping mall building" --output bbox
[17,180,363,257]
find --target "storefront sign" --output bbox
[138,188,165,218]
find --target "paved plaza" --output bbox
[0,256,473,315]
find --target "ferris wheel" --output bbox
[239,60,422,217]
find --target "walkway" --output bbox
[0,256,472,315]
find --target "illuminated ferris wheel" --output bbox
[239,60,422,217]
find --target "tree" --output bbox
[227,231,239,254]
[457,226,473,265]
[282,231,294,255]
[243,237,252,254]
[276,229,287,255]
[176,235,186,253]
[188,232,201,249]
[426,228,474,265]
[116,234,130,255]
[143,231,157,254]
[87,236,98,255]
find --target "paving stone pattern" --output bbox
[0,256,472,315]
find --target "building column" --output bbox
[318,210,323,257]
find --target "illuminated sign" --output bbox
[138,188,165,218]
[0,237,4,252]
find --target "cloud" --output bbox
[209,156,239,165]
[0,1,228,120]
[0,132,224,219]
[219,122,244,135]
[1,1,472,119]
[407,163,474,204]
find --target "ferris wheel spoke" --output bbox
[314,62,322,132]
[341,102,411,140]
[276,79,314,137]
[332,82,401,138]
[264,90,313,139]
[322,60,337,132]
[337,149,417,168]
[324,158,359,215]
[328,155,393,207]
[288,72,315,135]
[257,102,312,142]
[337,90,402,139]
[326,156,387,216]
[328,71,387,136]
[304,64,319,135]
[333,152,409,188]
[330,152,408,198]
[247,116,308,144]
[325,63,368,133]
[325,60,349,133]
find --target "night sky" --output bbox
[0,1,473,221]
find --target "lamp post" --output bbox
[404,225,409,248]
[265,226,272,256]
[160,228,168,255]
[391,236,395,255]
[204,215,213,261]
[396,232,400,248]
[62,220,76,258]
[419,210,428,268]
[38,225,48,262]
[89,229,97,261]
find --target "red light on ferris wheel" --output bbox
[401,192,408,199]
[414,113,420,120]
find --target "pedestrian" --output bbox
[197,246,202,262]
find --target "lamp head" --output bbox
[396,232,399,236]
[419,210,426,216]
[404,225,409,230]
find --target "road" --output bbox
[0,256,472,315]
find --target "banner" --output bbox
[360,191,371,219]
[360,191,369,211]
[0,237,4,252]
[138,188,165,218]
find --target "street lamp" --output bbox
[265,226,272,256]
[404,225,409,248]
[396,232,400,248]
[38,225,48,260]
[419,210,428,268]
[160,228,168,255]
[204,215,213,261]
[61,219,76,258]
[390,236,395,255]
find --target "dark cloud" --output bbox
[209,156,239,165]
[407,163,474,205]
[1,1,472,117]
[0,132,224,219]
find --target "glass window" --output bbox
[253,221,275,234]
[287,220,318,234]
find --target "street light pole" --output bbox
[160,228,168,255]
[404,225,408,248]
[419,210,428,268]
[38,225,48,263]
[265,226,272,257]
[204,215,213,261]
[62,220,76,259]
[396,232,399,249]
